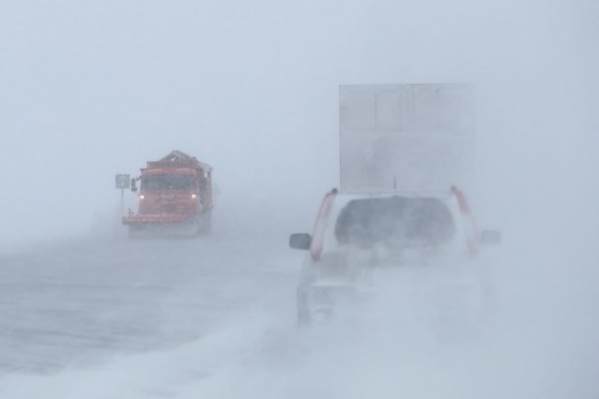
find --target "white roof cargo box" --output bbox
[339,84,476,193]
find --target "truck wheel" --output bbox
[197,211,212,236]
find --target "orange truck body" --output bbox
[122,150,213,235]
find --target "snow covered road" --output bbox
[1,227,598,398]
[0,232,301,375]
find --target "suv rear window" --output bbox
[334,197,456,248]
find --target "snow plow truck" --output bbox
[122,150,213,237]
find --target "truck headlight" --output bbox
[191,194,197,199]
[139,195,145,200]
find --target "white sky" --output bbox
[0,0,597,245]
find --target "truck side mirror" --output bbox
[480,230,501,245]
[131,179,138,192]
[290,233,311,250]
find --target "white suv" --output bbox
[289,187,500,333]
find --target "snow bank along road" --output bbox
[0,226,598,398]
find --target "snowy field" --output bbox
[1,215,598,399]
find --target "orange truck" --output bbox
[122,150,214,237]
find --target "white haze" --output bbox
[1,0,598,397]
[0,0,597,243]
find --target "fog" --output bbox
[1,0,598,397]
[1,0,597,243]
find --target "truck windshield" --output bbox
[141,175,195,191]
[334,197,455,248]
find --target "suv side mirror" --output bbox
[290,233,311,250]
[480,230,501,245]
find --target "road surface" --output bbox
[0,223,597,398]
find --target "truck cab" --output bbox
[137,168,204,216]
[123,151,213,237]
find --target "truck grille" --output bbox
[159,204,177,213]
